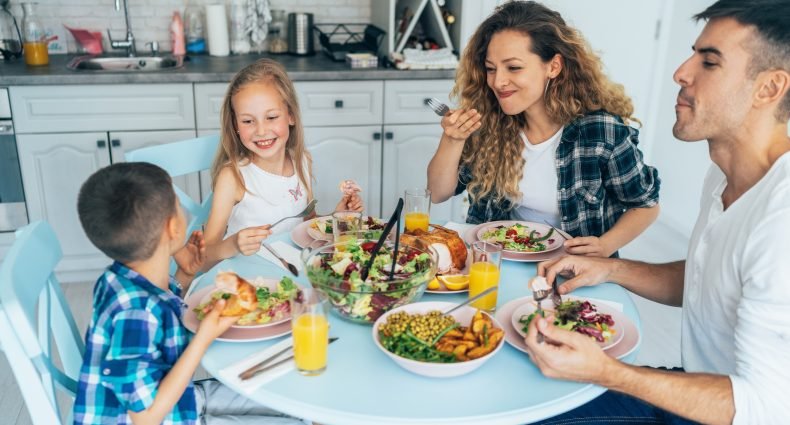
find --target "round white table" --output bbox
[198,232,641,425]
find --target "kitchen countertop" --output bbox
[0,53,456,85]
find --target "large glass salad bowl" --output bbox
[303,236,438,324]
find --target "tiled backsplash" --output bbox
[7,0,371,53]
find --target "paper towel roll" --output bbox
[205,4,230,57]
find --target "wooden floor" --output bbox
[0,220,687,424]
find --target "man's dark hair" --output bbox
[77,162,177,264]
[694,0,790,121]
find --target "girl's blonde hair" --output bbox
[455,1,636,205]
[212,58,313,199]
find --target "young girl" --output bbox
[427,1,660,257]
[204,59,363,265]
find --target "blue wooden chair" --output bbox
[0,221,85,424]
[125,134,220,236]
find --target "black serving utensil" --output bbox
[388,206,402,281]
[361,198,403,282]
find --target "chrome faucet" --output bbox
[107,0,136,57]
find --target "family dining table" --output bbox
[194,227,642,425]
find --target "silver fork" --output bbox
[541,220,566,307]
[426,97,450,117]
[532,288,550,344]
[270,199,317,228]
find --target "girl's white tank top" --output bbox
[224,160,308,238]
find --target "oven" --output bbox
[0,87,28,232]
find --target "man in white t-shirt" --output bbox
[525,1,790,424]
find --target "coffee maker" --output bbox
[0,0,23,60]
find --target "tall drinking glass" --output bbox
[332,211,362,250]
[290,288,329,376]
[404,188,431,232]
[468,241,502,312]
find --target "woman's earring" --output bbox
[543,78,552,100]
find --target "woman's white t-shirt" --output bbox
[224,160,308,238]
[511,128,563,226]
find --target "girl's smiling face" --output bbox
[232,82,294,164]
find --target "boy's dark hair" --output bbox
[694,0,790,121]
[77,162,177,263]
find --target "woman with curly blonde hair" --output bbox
[428,1,660,257]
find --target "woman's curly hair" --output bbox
[454,1,636,205]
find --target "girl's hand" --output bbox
[335,194,364,212]
[441,109,482,142]
[235,225,272,256]
[174,230,206,281]
[195,299,239,341]
[564,236,613,257]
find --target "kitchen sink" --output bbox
[67,55,184,72]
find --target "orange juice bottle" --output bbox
[469,262,500,311]
[292,313,329,375]
[23,41,49,66]
[404,211,430,232]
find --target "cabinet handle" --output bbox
[334,99,344,108]
[111,139,121,147]
[373,132,381,140]
[96,140,106,148]
[385,132,393,140]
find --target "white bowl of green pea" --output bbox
[372,301,504,378]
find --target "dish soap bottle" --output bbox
[184,3,206,54]
[171,11,185,55]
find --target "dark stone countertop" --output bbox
[0,53,456,85]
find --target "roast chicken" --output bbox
[400,224,468,274]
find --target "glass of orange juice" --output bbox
[404,188,431,232]
[469,241,502,313]
[332,211,362,250]
[290,288,330,376]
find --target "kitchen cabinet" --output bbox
[16,132,111,274]
[15,130,201,277]
[303,126,382,217]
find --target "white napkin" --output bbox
[442,221,476,235]
[218,337,294,394]
[256,240,304,272]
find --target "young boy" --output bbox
[73,162,305,425]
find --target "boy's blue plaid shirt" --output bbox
[456,111,660,237]
[73,261,197,425]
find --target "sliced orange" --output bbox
[438,274,470,291]
[427,277,441,290]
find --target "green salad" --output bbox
[305,239,434,323]
[481,223,555,252]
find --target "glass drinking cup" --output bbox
[332,211,362,249]
[404,188,431,232]
[290,288,330,376]
[468,241,503,313]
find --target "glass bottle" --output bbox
[268,9,287,54]
[229,0,250,54]
[21,2,47,66]
[184,4,206,54]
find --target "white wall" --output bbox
[7,0,372,54]
[641,0,713,237]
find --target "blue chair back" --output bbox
[0,221,85,424]
[125,134,220,235]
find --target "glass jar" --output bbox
[268,9,287,54]
[229,0,250,54]
[184,4,206,54]
[21,2,47,66]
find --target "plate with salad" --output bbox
[511,296,624,350]
[477,221,564,254]
[189,273,302,330]
[291,215,387,248]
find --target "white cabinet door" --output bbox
[304,126,382,217]
[111,130,201,204]
[16,132,111,272]
[381,124,466,224]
